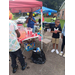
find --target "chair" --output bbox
[41,39,52,52]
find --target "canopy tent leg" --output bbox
[41,8,43,50]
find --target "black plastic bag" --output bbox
[31,49,46,64]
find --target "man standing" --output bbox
[9,11,27,73]
[59,24,65,57]
[26,12,36,33]
[26,12,36,42]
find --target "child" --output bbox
[51,19,62,54]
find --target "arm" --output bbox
[62,24,65,35]
[51,31,57,34]
[57,30,61,33]
[51,27,56,33]
[15,30,20,38]
[57,26,62,33]
[26,17,30,23]
[13,21,20,38]
[32,19,36,23]
[51,31,55,33]
[31,18,36,23]
[26,17,36,23]
[61,24,65,38]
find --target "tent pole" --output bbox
[41,7,43,50]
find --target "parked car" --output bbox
[16,16,26,24]
[25,16,29,19]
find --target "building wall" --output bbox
[59,8,65,20]
[62,5,65,9]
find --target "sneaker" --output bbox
[22,63,27,70]
[56,50,59,54]
[51,49,55,53]
[13,65,18,73]
[63,53,65,57]
[59,52,63,56]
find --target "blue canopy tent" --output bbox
[35,6,57,49]
[34,6,57,14]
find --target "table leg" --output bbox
[46,43,51,52]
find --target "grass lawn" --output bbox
[44,18,65,29]
[23,18,65,29]
[12,15,65,29]
[12,17,19,20]
[23,23,27,27]
[36,17,65,29]
[60,19,65,29]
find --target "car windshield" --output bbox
[25,16,28,19]
[19,17,25,19]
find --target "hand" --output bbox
[28,17,31,19]
[61,34,63,39]
[57,30,61,33]
[54,30,58,34]
[54,31,57,34]
[30,18,33,20]
[28,17,33,20]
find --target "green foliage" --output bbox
[44,14,46,17]
[38,0,65,11]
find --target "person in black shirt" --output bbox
[38,18,41,24]
[51,19,62,54]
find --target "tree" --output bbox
[38,0,65,11]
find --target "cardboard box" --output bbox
[24,42,35,51]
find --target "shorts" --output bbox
[52,38,59,44]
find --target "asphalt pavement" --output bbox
[9,37,65,75]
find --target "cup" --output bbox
[55,30,57,33]
[35,33,37,36]
[27,31,29,37]
[32,33,34,37]
[30,31,32,36]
